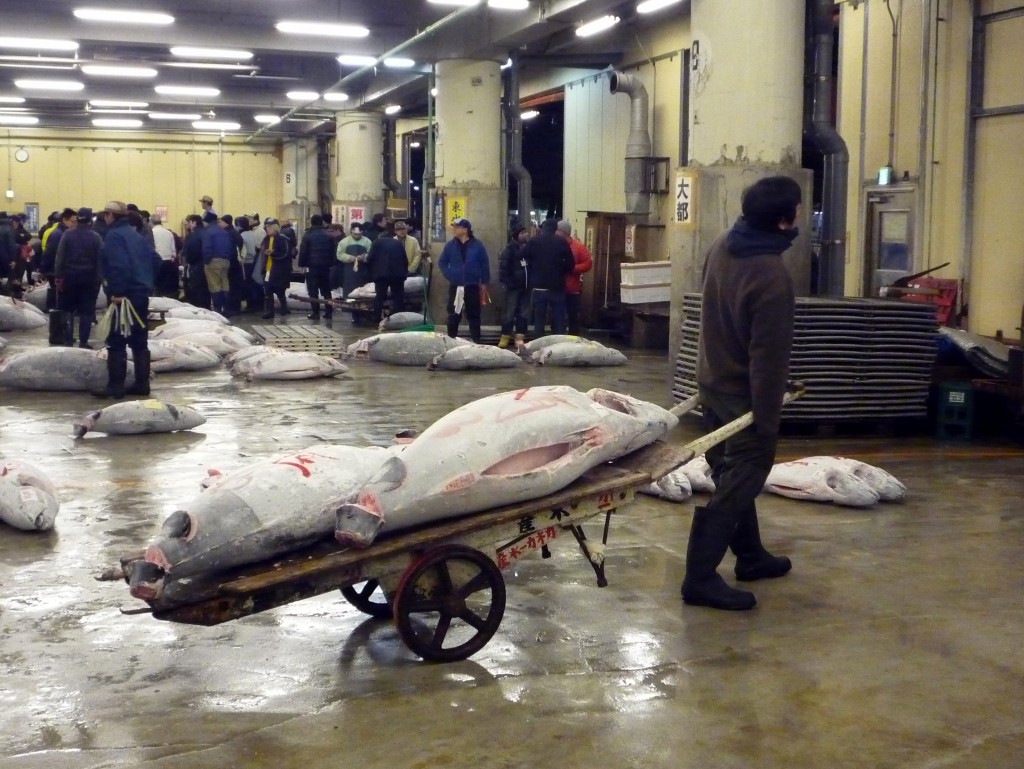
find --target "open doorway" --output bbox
[512,99,564,225]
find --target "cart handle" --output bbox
[680,382,806,458]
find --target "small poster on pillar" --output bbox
[446,196,467,226]
[430,190,446,242]
[674,170,696,227]
[348,206,366,227]
[331,204,346,228]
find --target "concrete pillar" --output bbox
[431,58,506,326]
[670,0,812,362]
[335,110,384,227]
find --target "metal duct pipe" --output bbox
[383,119,401,197]
[609,71,652,217]
[503,58,533,227]
[809,0,848,296]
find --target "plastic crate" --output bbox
[620,282,670,304]
[902,277,958,325]
[621,261,671,286]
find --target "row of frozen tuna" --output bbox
[349,331,628,369]
[642,455,907,507]
[1,292,231,332]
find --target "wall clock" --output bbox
[14,148,29,163]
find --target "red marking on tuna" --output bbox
[356,491,382,514]
[443,473,476,492]
[513,389,529,400]
[274,454,316,477]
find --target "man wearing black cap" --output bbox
[54,207,103,347]
[40,208,77,315]
[497,222,530,348]
[0,212,17,294]
[298,214,336,320]
[96,200,158,398]
[438,218,490,342]
[520,218,574,338]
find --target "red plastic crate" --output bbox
[902,277,958,325]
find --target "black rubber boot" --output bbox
[125,348,151,396]
[731,504,792,582]
[261,297,274,320]
[447,314,460,338]
[94,347,127,399]
[681,506,756,610]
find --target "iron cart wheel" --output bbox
[392,544,506,663]
[340,580,393,619]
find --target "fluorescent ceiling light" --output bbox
[384,104,402,115]
[0,107,31,112]
[155,84,220,96]
[81,64,158,78]
[576,15,620,37]
[92,118,143,128]
[73,8,174,25]
[164,62,252,71]
[430,87,438,96]
[384,57,415,69]
[410,141,421,148]
[254,114,281,124]
[192,120,240,130]
[427,0,480,5]
[0,115,39,125]
[89,108,147,114]
[90,99,148,107]
[488,0,530,8]
[636,0,682,11]
[520,109,539,120]
[286,90,320,101]
[148,111,202,120]
[14,78,84,91]
[322,92,349,102]
[275,21,369,38]
[170,46,252,60]
[0,37,79,52]
[337,54,377,67]
[0,96,26,104]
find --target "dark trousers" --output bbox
[373,278,405,322]
[306,268,334,317]
[446,283,481,342]
[227,257,243,315]
[58,278,100,345]
[531,288,567,338]
[156,260,180,298]
[264,281,288,309]
[105,293,150,356]
[500,286,529,336]
[566,291,583,336]
[700,387,778,519]
[184,263,210,309]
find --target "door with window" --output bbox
[864,186,915,296]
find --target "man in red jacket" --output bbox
[556,220,592,336]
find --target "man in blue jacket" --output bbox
[438,218,490,342]
[96,200,158,398]
[201,211,235,316]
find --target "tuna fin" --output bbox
[161,510,193,539]
[335,504,385,548]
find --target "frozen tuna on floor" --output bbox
[0,459,60,531]
[335,385,678,547]
[348,331,473,366]
[790,456,907,501]
[163,306,229,324]
[427,345,525,371]
[0,296,47,332]
[520,335,588,354]
[148,297,188,314]
[130,445,398,600]
[151,319,256,343]
[379,312,427,331]
[74,399,206,438]
[148,339,223,372]
[532,340,628,367]
[232,350,348,380]
[764,458,880,507]
[162,330,252,356]
[0,347,134,392]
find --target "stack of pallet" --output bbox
[674,295,939,421]
[249,324,347,358]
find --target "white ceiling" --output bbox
[0,0,658,139]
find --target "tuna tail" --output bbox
[74,411,102,439]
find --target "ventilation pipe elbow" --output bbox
[383,118,401,197]
[610,71,652,217]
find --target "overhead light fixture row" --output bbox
[323,92,349,102]
[170,47,253,60]
[488,0,530,9]
[384,104,402,115]
[192,120,241,131]
[254,115,281,124]
[81,64,158,78]
[286,91,320,101]
[155,85,220,97]
[89,100,149,108]
[636,0,682,12]
[14,79,84,91]
[73,8,174,25]
[576,15,620,37]
[275,21,369,38]
[0,37,79,52]
[92,118,143,128]
[148,112,202,120]
[0,115,39,125]
[0,96,26,104]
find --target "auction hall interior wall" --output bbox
[0,130,283,233]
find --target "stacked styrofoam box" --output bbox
[620,261,671,304]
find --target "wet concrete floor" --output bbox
[1,313,1022,768]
